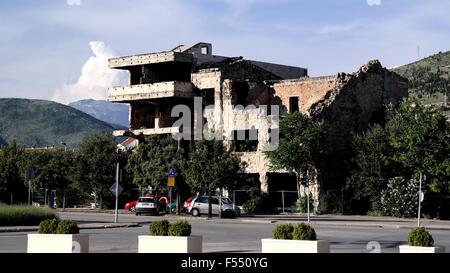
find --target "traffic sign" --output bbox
[168,177,175,187]
[110,182,123,195]
[25,169,36,180]
[168,168,176,178]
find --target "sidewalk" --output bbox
[236,213,450,230]
[0,222,139,233]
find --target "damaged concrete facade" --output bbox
[107,42,408,209]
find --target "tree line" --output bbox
[0,134,245,209]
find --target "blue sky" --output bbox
[1,0,450,103]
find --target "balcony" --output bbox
[108,81,194,102]
[113,127,180,137]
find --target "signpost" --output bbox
[168,168,176,215]
[417,173,426,227]
[25,169,36,206]
[111,163,123,223]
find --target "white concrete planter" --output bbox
[399,245,445,253]
[27,234,89,253]
[138,235,202,253]
[261,239,330,253]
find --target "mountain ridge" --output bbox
[0,98,118,148]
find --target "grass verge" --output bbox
[0,204,58,226]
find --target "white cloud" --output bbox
[317,21,362,35]
[52,41,126,104]
[367,0,381,6]
[66,0,81,6]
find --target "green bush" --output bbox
[0,205,57,226]
[381,177,418,218]
[243,193,275,213]
[317,191,343,214]
[38,219,59,234]
[292,223,317,240]
[407,227,434,247]
[168,220,191,237]
[272,224,294,240]
[294,194,314,213]
[55,220,79,234]
[149,220,170,236]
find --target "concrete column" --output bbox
[260,172,268,193]
[154,106,160,129]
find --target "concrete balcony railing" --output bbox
[108,81,193,102]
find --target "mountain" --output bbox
[0,98,118,148]
[393,50,450,79]
[69,99,129,128]
[392,50,450,120]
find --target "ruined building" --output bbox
[107,42,408,208]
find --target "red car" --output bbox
[124,194,168,212]
[183,196,194,212]
[124,200,138,212]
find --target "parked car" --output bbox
[126,194,168,213]
[124,200,138,212]
[182,196,194,212]
[135,196,168,216]
[187,196,240,217]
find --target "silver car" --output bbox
[187,196,240,217]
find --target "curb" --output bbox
[0,223,140,233]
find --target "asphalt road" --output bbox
[1,212,450,253]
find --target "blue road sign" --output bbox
[168,168,176,177]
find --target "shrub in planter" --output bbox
[168,220,191,237]
[55,220,79,234]
[272,224,294,240]
[263,223,329,253]
[139,220,201,253]
[149,220,170,236]
[38,219,59,234]
[292,223,316,240]
[28,219,87,253]
[407,227,434,247]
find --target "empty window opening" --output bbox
[234,82,249,106]
[201,46,209,55]
[202,88,215,106]
[289,97,299,113]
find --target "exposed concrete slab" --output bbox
[108,81,193,102]
[109,51,193,69]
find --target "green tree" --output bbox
[183,140,243,217]
[264,112,325,195]
[346,124,389,212]
[0,140,25,203]
[126,135,185,192]
[409,64,449,106]
[73,134,118,208]
[346,99,450,217]
[385,100,450,217]
[24,149,74,208]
